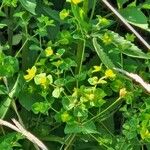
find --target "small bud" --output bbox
[119,88,127,98]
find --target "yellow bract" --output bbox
[24,66,37,82]
[34,73,48,88]
[45,47,53,57]
[105,69,116,78]
[61,112,71,122]
[39,76,47,85]
[92,65,101,73]
[59,9,69,20]
[88,93,95,100]
[140,128,150,139]
[102,33,112,45]
[119,88,127,98]
[71,0,82,5]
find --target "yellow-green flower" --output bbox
[71,0,82,5]
[119,88,127,98]
[45,47,53,57]
[87,93,95,101]
[24,66,37,82]
[100,18,110,26]
[140,128,150,139]
[61,112,71,122]
[92,65,101,73]
[105,69,116,78]
[52,60,63,67]
[34,73,47,88]
[102,33,112,45]
[72,88,78,97]
[59,9,69,20]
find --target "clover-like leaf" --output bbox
[52,87,64,98]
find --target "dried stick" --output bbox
[114,67,150,93]
[0,119,48,150]
[102,0,150,50]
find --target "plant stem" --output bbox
[15,33,37,58]
[7,7,14,55]
[22,26,29,71]
[60,134,72,150]
[84,97,121,124]
[11,100,24,127]
[15,38,28,57]
[64,134,76,150]
[90,133,110,149]
[75,40,86,75]
[90,0,96,21]
[83,0,89,18]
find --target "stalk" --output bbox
[21,26,29,71]
[7,7,14,55]
[84,97,122,124]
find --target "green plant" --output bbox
[0,0,150,149]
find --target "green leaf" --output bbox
[0,132,23,149]
[73,104,88,118]
[18,90,42,111]
[119,7,149,31]
[62,96,77,110]
[19,0,36,15]
[141,0,150,9]
[65,121,98,134]
[12,34,22,45]
[109,31,150,59]
[42,6,62,22]
[0,75,20,119]
[29,44,43,51]
[71,4,90,32]
[56,48,65,56]
[0,55,19,77]
[93,38,115,69]
[0,85,7,95]
[75,72,87,81]
[0,23,7,29]
[60,58,77,70]
[117,0,128,8]
[88,76,99,85]
[52,87,64,98]
[32,101,51,114]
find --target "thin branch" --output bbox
[114,67,150,93]
[0,119,48,150]
[102,0,150,50]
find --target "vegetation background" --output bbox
[0,0,150,149]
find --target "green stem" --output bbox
[0,75,20,119]
[60,134,72,150]
[22,26,29,71]
[12,100,24,127]
[35,113,41,128]
[90,133,110,149]
[82,0,89,18]
[7,7,14,55]
[75,40,86,75]
[15,38,28,57]
[84,97,122,124]
[0,2,4,10]
[15,33,37,58]
[90,0,96,21]
[120,52,123,68]
[64,134,76,150]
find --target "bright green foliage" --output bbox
[0,133,23,150]
[0,52,19,77]
[32,101,51,114]
[0,0,150,149]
